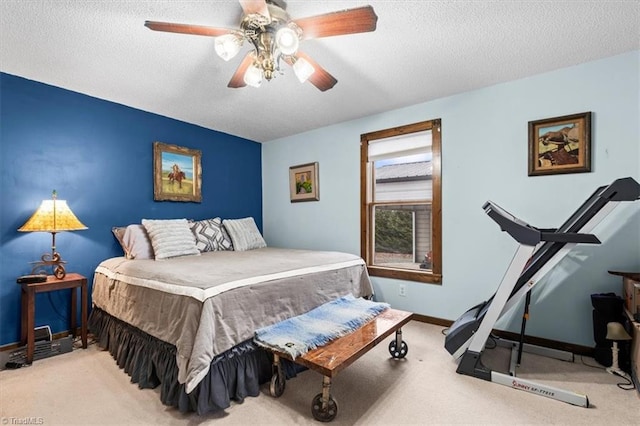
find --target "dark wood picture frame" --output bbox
[289,162,319,202]
[528,112,592,176]
[153,141,202,202]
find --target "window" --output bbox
[360,119,442,284]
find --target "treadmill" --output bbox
[444,177,640,407]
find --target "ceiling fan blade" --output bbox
[227,52,254,88]
[144,21,233,37]
[293,5,378,39]
[293,51,338,92]
[238,0,270,20]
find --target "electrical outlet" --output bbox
[399,284,407,297]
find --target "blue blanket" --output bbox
[254,294,389,359]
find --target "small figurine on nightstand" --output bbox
[420,251,432,270]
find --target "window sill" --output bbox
[367,265,442,284]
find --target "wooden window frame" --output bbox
[360,119,442,284]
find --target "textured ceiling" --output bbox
[1,1,639,143]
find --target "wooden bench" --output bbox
[266,308,413,422]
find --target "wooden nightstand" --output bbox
[624,309,640,394]
[19,273,88,364]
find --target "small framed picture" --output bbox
[528,112,592,176]
[153,141,202,202]
[289,162,319,202]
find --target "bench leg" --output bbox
[269,354,286,397]
[311,376,338,422]
[388,328,409,359]
[395,328,403,348]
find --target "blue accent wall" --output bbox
[0,73,262,346]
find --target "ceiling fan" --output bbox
[144,0,378,91]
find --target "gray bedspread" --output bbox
[92,247,373,393]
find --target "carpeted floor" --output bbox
[1,320,638,425]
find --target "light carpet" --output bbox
[0,321,638,425]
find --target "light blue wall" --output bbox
[262,51,640,347]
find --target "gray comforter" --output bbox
[91,247,373,393]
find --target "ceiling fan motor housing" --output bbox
[241,2,301,81]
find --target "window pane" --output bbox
[373,153,432,202]
[373,204,432,270]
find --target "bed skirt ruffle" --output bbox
[89,307,301,415]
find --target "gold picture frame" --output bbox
[289,162,319,202]
[153,141,202,202]
[528,112,592,176]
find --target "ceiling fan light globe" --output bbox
[293,57,315,83]
[215,34,242,61]
[275,27,299,55]
[244,64,263,87]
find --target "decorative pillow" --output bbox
[141,218,200,260]
[223,217,267,251]
[112,225,154,260]
[189,217,234,252]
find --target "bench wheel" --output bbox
[269,372,286,398]
[389,340,408,359]
[311,393,338,422]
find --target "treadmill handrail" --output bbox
[483,201,541,246]
[540,232,600,244]
[483,200,604,247]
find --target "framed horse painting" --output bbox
[153,142,202,202]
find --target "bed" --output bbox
[89,217,373,415]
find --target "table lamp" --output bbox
[605,321,632,381]
[18,190,88,279]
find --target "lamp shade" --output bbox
[18,199,87,233]
[243,63,263,88]
[275,27,299,55]
[215,33,242,61]
[606,322,632,341]
[293,57,315,83]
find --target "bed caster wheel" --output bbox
[311,393,338,422]
[269,372,286,398]
[389,340,408,359]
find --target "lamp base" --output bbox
[30,252,67,279]
[606,367,632,382]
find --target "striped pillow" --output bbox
[142,218,200,260]
[223,217,267,251]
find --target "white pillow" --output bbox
[189,217,233,252]
[141,218,200,260]
[112,224,154,260]
[223,217,267,251]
